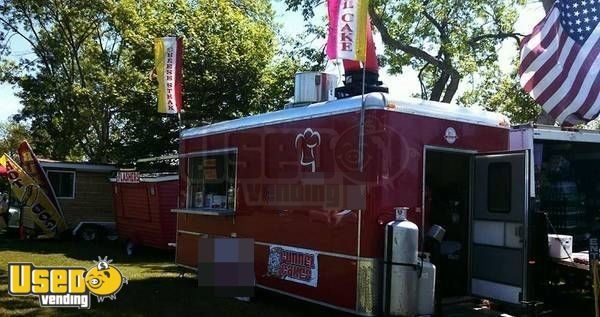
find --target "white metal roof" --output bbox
[181,93,510,139]
[136,155,178,163]
[513,124,600,143]
[534,127,600,143]
[40,161,116,173]
[109,175,178,183]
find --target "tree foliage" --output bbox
[283,20,329,72]
[285,0,526,103]
[0,0,296,164]
[459,64,541,124]
[0,119,30,158]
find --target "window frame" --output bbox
[46,169,76,199]
[185,148,238,213]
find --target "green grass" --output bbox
[0,233,351,317]
[0,233,595,317]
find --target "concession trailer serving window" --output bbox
[186,150,237,213]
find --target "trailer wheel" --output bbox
[78,226,99,241]
[105,232,119,241]
[125,240,135,256]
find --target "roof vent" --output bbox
[291,72,337,106]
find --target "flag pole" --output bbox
[358,63,367,172]
[177,112,183,133]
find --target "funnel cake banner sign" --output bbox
[326,0,370,61]
[267,244,319,287]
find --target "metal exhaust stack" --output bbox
[334,68,388,99]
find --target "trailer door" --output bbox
[470,151,530,304]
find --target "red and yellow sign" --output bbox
[18,141,63,216]
[326,0,370,61]
[0,154,67,237]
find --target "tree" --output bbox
[459,64,541,124]
[0,0,296,164]
[459,0,570,125]
[283,21,329,72]
[0,119,31,158]
[284,0,525,103]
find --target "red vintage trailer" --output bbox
[173,89,541,315]
[112,174,178,250]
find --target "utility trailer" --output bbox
[111,173,178,250]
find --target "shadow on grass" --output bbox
[125,264,181,274]
[0,268,55,317]
[0,235,352,317]
[0,270,352,317]
[2,234,595,317]
[86,276,353,317]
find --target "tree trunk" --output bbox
[429,71,450,102]
[542,0,554,12]
[441,74,460,103]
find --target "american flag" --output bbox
[519,0,600,125]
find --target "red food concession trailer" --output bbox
[172,72,542,315]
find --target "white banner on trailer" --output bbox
[267,244,318,287]
[116,171,140,183]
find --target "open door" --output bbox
[470,151,530,304]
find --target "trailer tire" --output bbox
[78,226,100,241]
[105,233,119,241]
[125,240,135,256]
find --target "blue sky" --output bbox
[0,1,544,123]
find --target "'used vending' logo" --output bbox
[7,257,128,309]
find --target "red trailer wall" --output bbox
[113,180,177,250]
[175,107,509,311]
[177,109,364,310]
[359,110,508,258]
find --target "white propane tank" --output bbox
[383,207,419,316]
[416,261,436,316]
